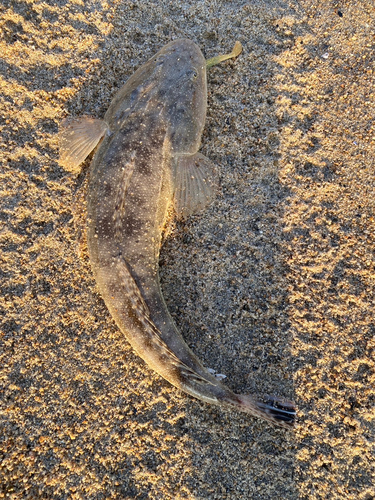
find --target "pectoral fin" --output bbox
[172,153,218,218]
[59,116,108,171]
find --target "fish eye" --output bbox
[190,69,198,80]
[154,55,165,65]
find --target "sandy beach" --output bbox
[1,0,374,498]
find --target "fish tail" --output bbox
[233,394,296,429]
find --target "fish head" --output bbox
[155,39,207,154]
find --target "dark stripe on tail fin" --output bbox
[257,396,296,426]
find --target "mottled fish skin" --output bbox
[78,40,295,428]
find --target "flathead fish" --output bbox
[59,39,295,428]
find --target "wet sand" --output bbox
[1,0,374,498]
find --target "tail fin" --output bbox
[236,394,296,429]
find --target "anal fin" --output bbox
[59,116,108,171]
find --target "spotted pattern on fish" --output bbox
[113,152,136,240]
[60,39,295,428]
[113,253,216,389]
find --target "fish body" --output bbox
[60,39,295,428]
